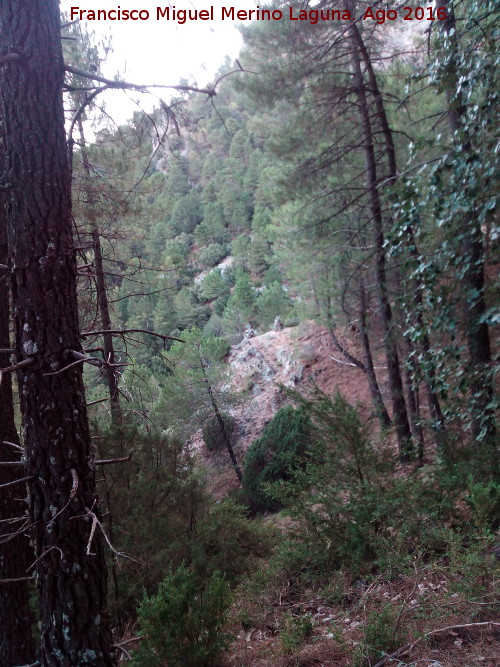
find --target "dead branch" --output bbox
[1,440,24,453]
[0,460,25,467]
[27,546,63,573]
[0,474,35,489]
[67,350,130,370]
[87,397,108,407]
[64,64,216,97]
[0,357,35,376]
[112,636,141,661]
[0,575,35,584]
[47,469,79,527]
[372,621,500,667]
[80,329,185,344]
[95,452,133,466]
[43,357,87,376]
[83,507,147,565]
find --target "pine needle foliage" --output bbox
[242,405,315,513]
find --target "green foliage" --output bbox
[169,192,201,235]
[230,234,250,270]
[466,479,500,533]
[198,242,226,268]
[156,328,232,438]
[353,604,400,667]
[243,405,314,512]
[280,612,313,654]
[223,269,256,331]
[257,282,293,329]
[202,413,235,452]
[133,566,231,667]
[190,499,277,584]
[198,269,230,302]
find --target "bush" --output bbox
[202,413,235,452]
[198,243,226,268]
[280,612,313,654]
[243,405,315,513]
[133,565,231,667]
[190,499,277,584]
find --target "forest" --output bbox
[0,1,498,665]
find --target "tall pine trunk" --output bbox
[346,9,413,459]
[0,2,115,663]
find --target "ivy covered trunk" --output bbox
[0,1,114,664]
[439,0,496,460]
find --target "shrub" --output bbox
[202,413,235,452]
[190,499,277,584]
[280,612,313,654]
[133,565,231,667]
[198,242,226,268]
[242,405,314,513]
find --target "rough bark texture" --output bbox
[0,223,36,666]
[0,2,114,664]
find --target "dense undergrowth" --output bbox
[123,389,499,666]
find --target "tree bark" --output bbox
[0,212,36,666]
[0,2,114,664]
[358,278,392,429]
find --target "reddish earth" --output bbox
[192,321,379,499]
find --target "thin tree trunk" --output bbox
[403,340,425,460]
[199,355,243,482]
[77,120,123,427]
[0,218,36,666]
[0,2,115,664]
[358,278,391,429]
[346,7,412,459]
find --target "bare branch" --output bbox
[65,65,216,97]
[1,440,24,453]
[95,452,133,466]
[83,508,146,565]
[80,329,185,344]
[47,469,79,527]
[0,475,35,490]
[27,546,63,573]
[0,575,35,584]
[372,622,500,667]
[0,357,35,376]
[87,397,108,407]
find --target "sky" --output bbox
[62,0,247,123]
